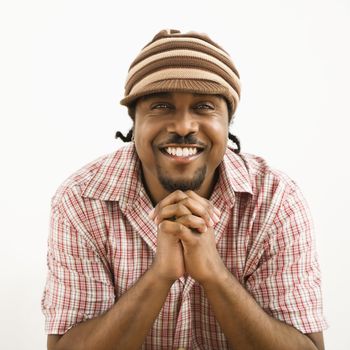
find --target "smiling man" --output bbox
[134,92,229,202]
[42,30,328,350]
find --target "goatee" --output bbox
[157,165,207,192]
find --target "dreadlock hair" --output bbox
[115,129,133,143]
[228,133,241,153]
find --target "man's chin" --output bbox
[160,179,201,192]
[158,166,207,193]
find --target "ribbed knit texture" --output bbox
[120,29,241,116]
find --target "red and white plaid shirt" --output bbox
[42,144,327,349]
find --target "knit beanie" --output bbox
[120,29,241,118]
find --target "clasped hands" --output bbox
[149,190,227,285]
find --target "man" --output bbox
[42,29,328,349]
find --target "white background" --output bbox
[1,0,349,349]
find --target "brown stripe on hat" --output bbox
[130,40,238,76]
[120,29,241,117]
[125,57,241,98]
[126,49,241,88]
[143,29,231,57]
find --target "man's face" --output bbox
[134,92,229,202]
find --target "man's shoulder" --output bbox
[225,148,298,195]
[51,145,134,209]
[242,152,294,183]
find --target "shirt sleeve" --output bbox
[41,204,115,334]
[245,184,328,334]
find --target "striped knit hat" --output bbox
[120,29,241,117]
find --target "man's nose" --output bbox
[166,110,199,136]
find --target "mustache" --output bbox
[161,134,206,147]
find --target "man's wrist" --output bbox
[200,263,236,291]
[147,262,178,288]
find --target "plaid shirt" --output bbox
[42,144,327,349]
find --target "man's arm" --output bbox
[46,192,191,350]
[48,266,173,350]
[152,190,326,350]
[202,265,324,350]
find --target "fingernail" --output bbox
[209,218,215,227]
[149,208,155,218]
[201,226,208,233]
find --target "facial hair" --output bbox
[157,164,207,192]
[154,133,208,191]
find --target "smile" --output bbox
[159,145,205,161]
[165,147,199,157]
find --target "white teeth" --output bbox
[165,147,199,157]
[176,147,182,157]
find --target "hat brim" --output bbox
[120,79,236,116]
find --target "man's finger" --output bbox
[149,190,188,219]
[185,190,221,222]
[176,215,208,234]
[158,219,192,237]
[153,197,216,228]
[154,203,192,224]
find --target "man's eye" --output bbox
[151,103,171,110]
[195,103,214,110]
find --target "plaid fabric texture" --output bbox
[41,144,328,349]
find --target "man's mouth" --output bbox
[159,145,205,159]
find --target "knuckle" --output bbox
[158,221,166,231]
[155,207,163,216]
[204,212,211,221]
[174,189,185,198]
[179,214,190,224]
[157,198,165,207]
[181,197,193,210]
[159,220,178,235]
[175,202,182,211]
[159,220,172,230]
[175,221,182,230]
[205,200,213,210]
[176,222,187,234]
[182,197,191,205]
[179,203,190,215]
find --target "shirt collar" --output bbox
[81,144,143,211]
[210,146,253,208]
[82,144,252,208]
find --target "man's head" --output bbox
[118,29,241,202]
